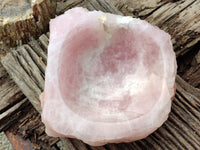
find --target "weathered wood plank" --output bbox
[0,99,27,123]
[56,0,122,15]
[176,74,200,99]
[0,99,30,132]
[39,34,49,51]
[0,63,27,131]
[29,39,47,64]
[85,0,122,14]
[56,0,86,14]
[0,69,24,113]
[4,102,61,150]
[1,49,43,113]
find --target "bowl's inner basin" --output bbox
[59,25,164,122]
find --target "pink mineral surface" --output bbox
[41,7,177,146]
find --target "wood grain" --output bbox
[8,105,60,150]
[0,98,30,132]
[56,0,122,15]
[0,63,27,131]
[0,78,24,113]
[2,33,200,149]
[178,46,200,89]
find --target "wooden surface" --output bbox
[1,0,200,149]
[6,103,60,150]
[0,63,28,131]
[0,63,24,113]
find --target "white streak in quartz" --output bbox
[116,16,141,28]
[116,16,133,24]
